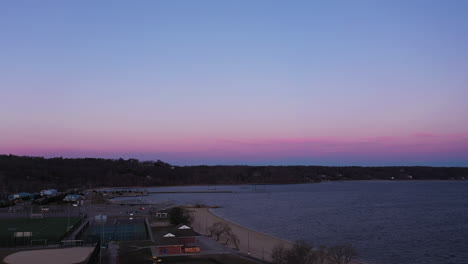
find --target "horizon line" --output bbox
[2,154,467,168]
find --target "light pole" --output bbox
[247,230,250,255]
[99,217,104,264]
[67,204,70,232]
[205,213,208,236]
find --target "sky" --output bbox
[1,0,468,166]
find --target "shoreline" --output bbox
[89,179,465,192]
[89,182,308,191]
[189,208,367,264]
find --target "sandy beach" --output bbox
[190,207,292,262]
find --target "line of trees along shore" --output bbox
[0,155,467,193]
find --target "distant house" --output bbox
[155,210,168,218]
[40,189,58,197]
[156,233,183,255]
[63,194,84,205]
[8,192,35,201]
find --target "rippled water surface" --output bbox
[118,181,468,264]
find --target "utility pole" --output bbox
[99,216,104,264]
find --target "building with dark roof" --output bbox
[63,194,84,205]
[173,224,198,245]
[155,233,183,255]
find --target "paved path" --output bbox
[106,241,119,264]
[196,236,237,255]
[64,219,89,241]
[150,246,158,257]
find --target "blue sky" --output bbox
[1,0,468,166]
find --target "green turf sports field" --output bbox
[0,217,81,247]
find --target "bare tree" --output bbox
[316,245,329,264]
[208,222,231,241]
[228,231,240,250]
[220,229,231,245]
[328,244,358,264]
[219,229,240,249]
[287,241,313,264]
[272,244,288,264]
[272,241,327,264]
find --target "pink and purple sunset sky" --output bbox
[1,1,468,166]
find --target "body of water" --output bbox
[114,181,468,264]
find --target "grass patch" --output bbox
[0,217,81,247]
[118,241,153,264]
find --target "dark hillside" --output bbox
[0,155,467,193]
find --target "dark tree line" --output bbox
[0,154,467,193]
[168,206,192,226]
